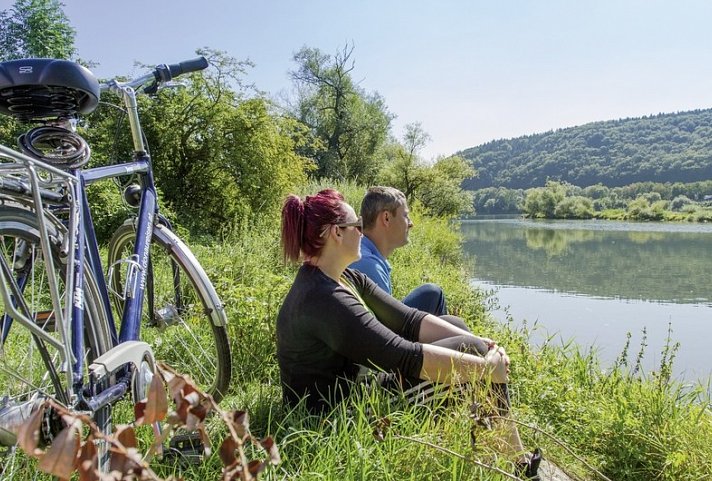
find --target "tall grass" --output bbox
[6,181,710,480]
[187,184,712,480]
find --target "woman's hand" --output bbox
[477,336,496,350]
[484,345,510,383]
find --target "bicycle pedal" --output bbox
[164,431,204,465]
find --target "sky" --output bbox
[45,0,712,160]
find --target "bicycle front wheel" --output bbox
[107,221,231,402]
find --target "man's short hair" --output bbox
[360,186,407,229]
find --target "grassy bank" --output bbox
[6,186,710,480]
[186,194,712,480]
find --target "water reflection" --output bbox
[462,218,712,382]
[461,219,712,305]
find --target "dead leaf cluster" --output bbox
[9,362,280,481]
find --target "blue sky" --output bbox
[56,0,712,160]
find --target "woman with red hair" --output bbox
[277,189,541,479]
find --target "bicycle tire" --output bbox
[0,204,113,475]
[107,221,231,402]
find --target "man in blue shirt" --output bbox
[350,186,448,316]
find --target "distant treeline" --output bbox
[460,109,712,189]
[473,180,712,215]
[471,180,712,222]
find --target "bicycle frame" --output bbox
[0,78,164,411]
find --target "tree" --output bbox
[378,123,431,204]
[85,49,313,234]
[523,181,568,218]
[553,196,594,219]
[417,155,475,217]
[0,0,75,59]
[379,124,476,217]
[289,43,392,181]
[670,195,693,211]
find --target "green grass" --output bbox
[186,196,712,481]
[4,183,712,480]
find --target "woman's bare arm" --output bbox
[420,343,509,384]
[418,314,494,346]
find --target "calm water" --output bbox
[461,218,712,383]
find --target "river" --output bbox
[461,218,712,384]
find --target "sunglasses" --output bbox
[336,217,363,232]
[321,217,363,237]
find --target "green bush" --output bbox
[670,195,693,211]
[554,196,595,219]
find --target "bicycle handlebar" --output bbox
[100,56,209,93]
[157,57,209,82]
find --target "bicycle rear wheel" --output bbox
[107,221,231,402]
[0,204,112,476]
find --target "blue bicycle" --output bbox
[0,57,231,471]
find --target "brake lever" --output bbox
[162,81,187,90]
[142,81,186,96]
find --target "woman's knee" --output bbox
[440,314,470,332]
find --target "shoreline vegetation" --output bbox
[471,180,712,222]
[5,182,711,480]
[173,182,710,481]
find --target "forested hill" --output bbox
[460,108,712,189]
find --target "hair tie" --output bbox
[299,196,307,246]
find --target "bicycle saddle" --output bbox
[0,58,100,121]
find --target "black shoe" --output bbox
[516,448,542,481]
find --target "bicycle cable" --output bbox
[18,125,91,169]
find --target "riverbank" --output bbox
[10,205,709,480]
[184,208,710,481]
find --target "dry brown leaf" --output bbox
[134,400,148,424]
[247,459,265,477]
[78,433,99,481]
[165,410,183,427]
[16,401,45,455]
[222,464,247,481]
[218,437,238,466]
[145,371,169,423]
[108,446,144,478]
[185,402,208,430]
[231,411,249,439]
[167,375,187,403]
[260,437,280,465]
[175,398,190,425]
[198,425,212,456]
[37,419,81,480]
[158,363,176,384]
[135,372,168,425]
[226,462,254,481]
[183,388,201,408]
[115,425,138,450]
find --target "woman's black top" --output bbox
[276,264,427,411]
